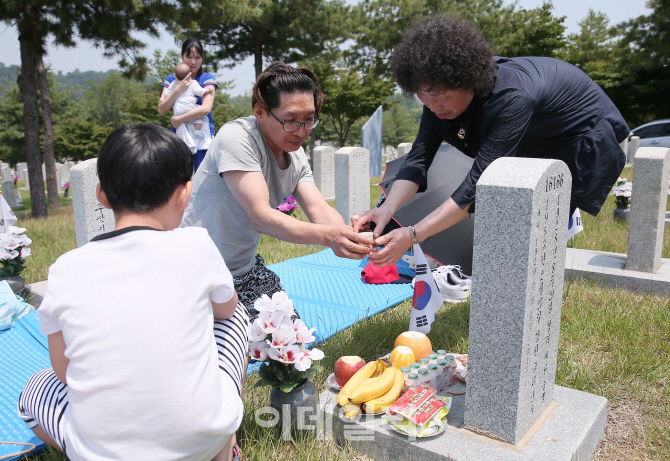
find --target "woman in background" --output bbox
[158,39,217,172]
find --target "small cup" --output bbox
[358,231,376,249]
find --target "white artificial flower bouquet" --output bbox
[0,226,31,277]
[249,292,325,393]
[611,177,632,208]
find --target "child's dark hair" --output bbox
[181,39,204,77]
[252,62,323,114]
[97,124,193,214]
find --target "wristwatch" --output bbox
[408,226,418,246]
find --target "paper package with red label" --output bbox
[383,384,451,438]
[388,384,436,419]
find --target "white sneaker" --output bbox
[434,265,471,287]
[194,130,205,139]
[433,268,470,303]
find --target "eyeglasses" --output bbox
[267,109,321,132]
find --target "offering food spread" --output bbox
[333,331,464,437]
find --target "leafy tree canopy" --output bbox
[195,0,350,77]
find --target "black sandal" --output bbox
[232,443,241,461]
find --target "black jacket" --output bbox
[395,56,629,216]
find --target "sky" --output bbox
[0,0,652,97]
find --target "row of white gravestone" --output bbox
[12,161,75,192]
[314,141,414,202]
[70,148,372,247]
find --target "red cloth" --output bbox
[361,261,399,284]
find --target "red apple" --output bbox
[334,356,366,387]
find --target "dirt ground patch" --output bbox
[594,400,651,460]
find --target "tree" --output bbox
[198,0,350,78]
[0,0,263,218]
[309,59,396,147]
[37,57,59,209]
[83,72,145,128]
[562,10,630,114]
[563,10,615,69]
[54,118,113,162]
[0,83,26,166]
[382,94,422,146]
[607,0,670,126]
[496,3,567,58]
[348,0,567,75]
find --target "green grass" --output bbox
[18,174,670,460]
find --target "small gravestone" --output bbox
[16,164,26,183]
[465,157,572,444]
[628,136,640,163]
[21,169,29,190]
[619,137,629,159]
[313,146,335,200]
[2,181,16,207]
[334,147,370,222]
[70,158,115,247]
[54,164,63,188]
[397,142,413,158]
[626,147,670,273]
[60,162,72,185]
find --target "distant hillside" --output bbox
[0,63,114,99]
[53,68,114,98]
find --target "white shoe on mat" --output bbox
[433,268,470,303]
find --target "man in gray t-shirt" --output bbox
[182,115,370,322]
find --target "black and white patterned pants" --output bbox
[233,254,299,324]
[16,301,250,453]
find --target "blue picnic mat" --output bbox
[268,249,413,344]
[0,249,413,458]
[0,310,50,460]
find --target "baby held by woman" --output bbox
[166,63,210,153]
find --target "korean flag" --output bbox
[409,243,444,334]
[567,208,583,241]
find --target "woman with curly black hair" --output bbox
[352,16,629,267]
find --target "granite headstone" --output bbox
[465,157,572,444]
[2,181,16,207]
[626,147,670,273]
[71,158,116,247]
[21,169,29,190]
[334,147,370,222]
[313,146,335,200]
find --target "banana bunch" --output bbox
[337,358,405,419]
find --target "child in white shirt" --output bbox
[167,63,211,153]
[18,124,249,461]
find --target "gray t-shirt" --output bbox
[181,116,314,276]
